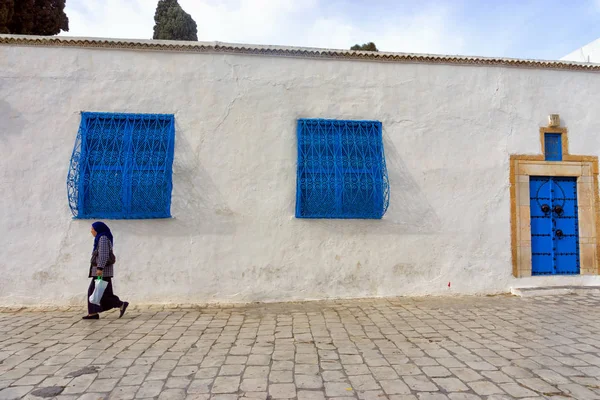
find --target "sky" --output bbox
[62,0,600,60]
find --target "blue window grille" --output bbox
[544,133,562,161]
[296,119,390,219]
[67,112,175,219]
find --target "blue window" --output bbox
[67,112,175,219]
[296,119,390,219]
[544,133,562,161]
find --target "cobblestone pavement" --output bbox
[2,294,600,400]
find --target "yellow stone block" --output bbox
[580,243,597,272]
[518,163,582,177]
[519,206,531,241]
[578,207,596,239]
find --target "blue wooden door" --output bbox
[530,177,580,275]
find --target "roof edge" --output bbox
[2,34,600,72]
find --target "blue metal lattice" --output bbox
[530,176,580,275]
[295,119,390,219]
[544,133,562,161]
[67,112,175,219]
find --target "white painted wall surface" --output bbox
[2,41,600,306]
[562,37,600,63]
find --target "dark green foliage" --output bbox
[0,0,14,34]
[0,0,68,35]
[350,42,378,52]
[153,0,198,41]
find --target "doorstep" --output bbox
[511,285,600,297]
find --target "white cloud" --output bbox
[300,5,466,54]
[62,0,466,55]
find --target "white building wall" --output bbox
[2,39,600,306]
[561,38,600,63]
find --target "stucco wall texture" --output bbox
[2,41,600,306]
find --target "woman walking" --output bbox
[83,222,129,320]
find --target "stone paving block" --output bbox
[63,374,97,394]
[272,361,294,370]
[297,390,326,400]
[210,394,238,400]
[296,374,323,389]
[244,366,270,379]
[467,380,504,396]
[88,378,119,392]
[99,368,127,379]
[465,361,497,371]
[322,370,346,381]
[270,370,293,383]
[435,358,465,368]
[247,354,271,365]
[449,368,483,382]
[348,374,381,391]
[240,391,268,399]
[136,380,164,398]
[416,394,449,400]
[218,364,244,376]
[370,366,399,380]
[422,366,451,377]
[76,393,109,400]
[1,368,29,380]
[447,394,482,400]
[187,379,212,394]
[158,388,186,400]
[558,383,599,399]
[340,354,363,364]
[0,380,13,390]
[0,385,34,399]
[379,379,411,394]
[269,383,296,398]
[345,364,371,375]
[165,377,191,389]
[357,389,388,399]
[516,377,558,393]
[325,382,354,397]
[394,364,421,376]
[293,364,317,375]
[108,385,139,400]
[499,382,538,397]
[403,375,438,392]
[480,370,513,384]
[432,377,469,392]
[146,370,170,381]
[240,378,267,392]
[12,374,46,386]
[211,376,240,394]
[413,357,438,367]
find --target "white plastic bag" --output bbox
[89,278,108,306]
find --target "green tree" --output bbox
[0,0,14,34]
[153,0,198,41]
[0,0,68,35]
[350,42,378,52]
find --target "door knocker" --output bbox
[553,205,563,215]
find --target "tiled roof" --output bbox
[2,34,600,72]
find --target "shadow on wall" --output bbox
[382,130,441,233]
[118,123,237,238]
[0,100,26,143]
[303,130,441,235]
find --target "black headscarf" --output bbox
[92,221,113,250]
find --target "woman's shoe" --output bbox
[82,314,99,320]
[119,302,129,318]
